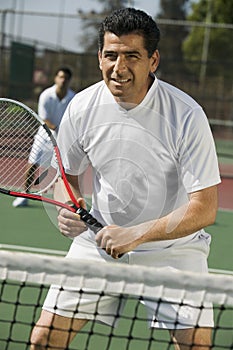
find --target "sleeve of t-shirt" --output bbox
[178,107,221,193]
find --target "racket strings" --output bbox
[1,104,38,191]
[0,100,58,195]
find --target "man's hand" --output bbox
[57,198,87,238]
[95,224,146,259]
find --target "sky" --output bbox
[0,0,161,52]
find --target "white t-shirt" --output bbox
[38,84,75,137]
[31,84,75,151]
[57,76,220,247]
[29,85,75,165]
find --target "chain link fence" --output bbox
[0,10,232,135]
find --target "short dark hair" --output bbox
[98,8,160,58]
[55,67,72,80]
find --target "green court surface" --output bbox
[215,138,233,165]
[0,195,232,349]
[0,196,70,252]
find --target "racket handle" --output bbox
[76,207,124,258]
[76,207,103,234]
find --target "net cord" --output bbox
[0,250,232,306]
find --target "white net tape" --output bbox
[0,250,232,305]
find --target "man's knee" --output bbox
[30,324,49,350]
[170,327,212,349]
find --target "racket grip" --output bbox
[76,207,124,258]
[76,207,103,234]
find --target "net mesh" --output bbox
[0,250,232,350]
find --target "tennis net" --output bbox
[0,250,232,350]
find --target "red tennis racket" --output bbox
[0,98,103,233]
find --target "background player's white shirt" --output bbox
[29,85,75,165]
[37,85,75,141]
[38,84,75,130]
[57,76,221,248]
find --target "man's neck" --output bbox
[56,87,67,101]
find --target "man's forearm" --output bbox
[139,185,218,244]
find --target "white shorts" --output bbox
[43,230,214,330]
[28,133,53,166]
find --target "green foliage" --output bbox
[182,0,233,79]
[157,0,189,76]
[189,0,233,23]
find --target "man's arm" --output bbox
[44,119,57,130]
[54,174,88,238]
[95,185,218,259]
[141,185,218,242]
[56,177,218,256]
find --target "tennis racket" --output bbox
[0,98,103,234]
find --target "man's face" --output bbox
[54,71,70,90]
[98,32,160,105]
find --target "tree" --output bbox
[156,0,189,78]
[78,0,128,53]
[182,0,233,81]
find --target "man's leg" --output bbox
[24,163,38,190]
[170,327,212,350]
[30,310,89,350]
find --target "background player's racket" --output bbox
[0,98,103,234]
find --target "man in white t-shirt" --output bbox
[12,67,75,207]
[30,8,220,350]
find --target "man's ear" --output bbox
[150,49,160,73]
[98,50,103,71]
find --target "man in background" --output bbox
[13,67,75,207]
